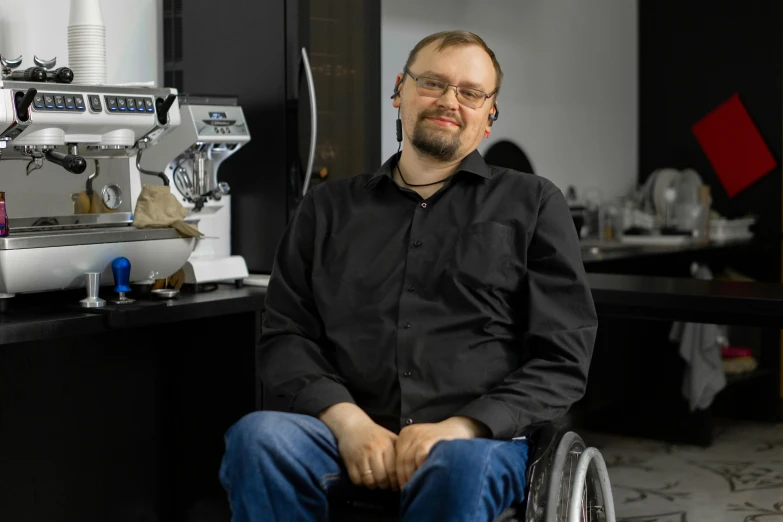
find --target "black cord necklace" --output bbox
[396,162,452,187]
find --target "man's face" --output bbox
[393,42,497,163]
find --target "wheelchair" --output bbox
[329,422,616,522]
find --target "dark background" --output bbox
[638,0,782,283]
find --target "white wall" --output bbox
[0,0,160,86]
[381,0,638,202]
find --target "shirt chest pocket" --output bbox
[447,221,515,289]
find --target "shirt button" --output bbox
[420,202,427,209]
[405,418,414,426]
[412,240,422,247]
[407,285,415,292]
[404,322,411,329]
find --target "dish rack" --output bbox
[709,217,755,242]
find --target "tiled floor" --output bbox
[581,421,783,522]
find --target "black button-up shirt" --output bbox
[258,150,597,439]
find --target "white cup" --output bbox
[68,29,106,36]
[68,36,106,46]
[68,33,105,40]
[68,34,105,40]
[69,0,105,26]
[68,25,105,31]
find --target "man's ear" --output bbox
[391,73,404,109]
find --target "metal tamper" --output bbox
[79,272,106,308]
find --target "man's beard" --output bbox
[410,112,462,161]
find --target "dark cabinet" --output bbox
[305,1,380,186]
[162,0,380,273]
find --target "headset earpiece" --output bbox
[488,103,499,125]
[390,81,401,99]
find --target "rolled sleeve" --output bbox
[292,377,357,417]
[454,397,518,440]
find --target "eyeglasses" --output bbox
[403,68,496,109]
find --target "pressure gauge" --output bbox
[100,184,123,210]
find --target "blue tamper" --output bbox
[111,257,135,304]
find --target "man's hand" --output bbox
[395,416,490,488]
[319,403,400,490]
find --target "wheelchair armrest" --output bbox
[523,420,567,469]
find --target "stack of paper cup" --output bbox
[67,0,107,85]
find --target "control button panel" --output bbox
[103,96,155,114]
[28,92,156,115]
[31,92,86,112]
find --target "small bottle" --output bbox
[697,185,711,244]
[0,192,8,237]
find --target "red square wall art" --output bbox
[691,93,776,197]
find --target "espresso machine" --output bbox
[138,95,250,286]
[0,56,196,300]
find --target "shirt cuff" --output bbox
[454,398,517,440]
[291,378,356,418]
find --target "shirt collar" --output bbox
[364,149,492,190]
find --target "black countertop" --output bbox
[0,285,267,346]
[588,273,783,327]
[580,238,751,264]
[1,273,782,347]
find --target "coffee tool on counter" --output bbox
[150,288,179,299]
[79,272,106,308]
[111,257,135,304]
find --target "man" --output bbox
[219,31,597,522]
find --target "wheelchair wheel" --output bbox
[543,431,613,522]
[545,431,584,522]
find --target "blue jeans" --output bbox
[219,411,529,522]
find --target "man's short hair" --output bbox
[404,30,504,97]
